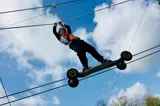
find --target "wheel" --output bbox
[121,51,132,61]
[67,68,78,79]
[68,78,79,88]
[116,61,127,70]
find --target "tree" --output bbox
[96,99,106,106]
[96,95,160,106]
[145,96,160,106]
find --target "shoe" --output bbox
[82,67,91,72]
[101,59,112,64]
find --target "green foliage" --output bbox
[145,96,160,106]
[96,95,160,106]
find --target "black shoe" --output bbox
[82,67,91,72]
[101,59,112,64]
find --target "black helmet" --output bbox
[58,27,66,34]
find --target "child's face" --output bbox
[60,30,66,36]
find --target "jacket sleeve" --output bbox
[53,25,60,41]
[64,24,72,34]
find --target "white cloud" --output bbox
[52,96,60,105]
[28,65,66,88]
[1,0,159,92]
[0,85,8,105]
[0,0,160,105]
[91,0,160,73]
[0,0,81,90]
[118,82,147,99]
[0,0,76,105]
[108,82,148,106]
[155,94,160,98]
[12,96,47,106]
[73,28,92,42]
[156,72,160,78]
[0,85,46,106]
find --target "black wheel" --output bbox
[116,61,127,70]
[121,51,132,61]
[67,68,78,79]
[68,78,79,88]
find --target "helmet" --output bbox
[58,27,66,34]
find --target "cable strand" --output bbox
[133,44,160,56]
[0,49,160,106]
[129,2,149,50]
[0,43,160,101]
[0,0,132,30]
[0,0,80,14]
[105,0,150,104]
[0,84,69,106]
[0,78,67,99]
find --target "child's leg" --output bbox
[77,51,89,68]
[83,42,104,63]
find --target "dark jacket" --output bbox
[53,24,83,52]
[53,24,72,41]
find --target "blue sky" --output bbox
[0,0,160,106]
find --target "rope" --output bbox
[0,78,11,106]
[2,0,80,28]
[133,44,160,56]
[5,13,46,27]
[0,0,132,30]
[1,48,160,106]
[0,43,159,103]
[0,0,80,14]
[129,2,149,50]
[0,84,69,106]
[63,0,132,22]
[0,78,67,99]
[105,0,150,105]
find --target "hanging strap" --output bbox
[52,4,80,43]
[52,4,68,33]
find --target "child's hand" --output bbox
[54,22,57,26]
[58,21,64,26]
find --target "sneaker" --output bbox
[82,67,91,72]
[101,59,112,64]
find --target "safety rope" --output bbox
[0,44,160,106]
[105,0,150,104]
[1,47,160,106]
[0,0,132,30]
[0,0,80,14]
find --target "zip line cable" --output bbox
[133,44,160,56]
[2,0,80,28]
[0,43,158,101]
[129,2,149,50]
[0,78,67,100]
[79,51,160,82]
[63,0,132,22]
[0,84,69,106]
[0,44,159,101]
[0,0,154,100]
[0,0,80,15]
[1,0,110,28]
[0,78,11,106]
[0,0,157,105]
[0,0,132,30]
[0,0,80,29]
[4,13,46,27]
[105,0,150,105]
[1,48,160,106]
